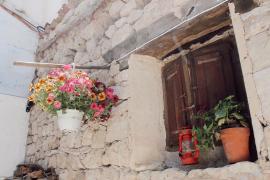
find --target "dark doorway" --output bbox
[162,36,258,161]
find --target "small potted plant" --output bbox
[214,95,250,163]
[193,110,216,152]
[28,65,118,131]
[193,95,250,163]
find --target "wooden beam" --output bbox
[13,61,110,70]
[137,2,231,59]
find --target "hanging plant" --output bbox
[28,64,118,130]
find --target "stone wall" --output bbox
[25,0,270,179]
[230,1,270,170]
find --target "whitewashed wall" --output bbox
[0,94,29,177]
[0,0,69,177]
[0,9,37,177]
[1,0,68,26]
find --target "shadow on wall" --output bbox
[0,7,38,178]
[233,0,257,13]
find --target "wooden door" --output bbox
[163,58,188,149]
[190,43,236,112]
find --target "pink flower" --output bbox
[106,88,114,99]
[90,103,99,111]
[86,81,93,90]
[78,78,84,84]
[59,85,66,92]
[54,101,62,109]
[48,93,55,99]
[106,88,114,94]
[63,64,72,71]
[66,85,75,93]
[98,105,105,113]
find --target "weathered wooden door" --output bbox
[163,58,188,148]
[190,42,236,112]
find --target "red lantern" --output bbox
[178,127,199,165]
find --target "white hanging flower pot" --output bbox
[57,109,84,131]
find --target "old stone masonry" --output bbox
[25,0,270,179]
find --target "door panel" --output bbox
[191,43,236,112]
[163,58,187,148]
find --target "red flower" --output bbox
[112,95,119,104]
[90,103,99,111]
[106,88,114,99]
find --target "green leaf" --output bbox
[239,120,249,127]
[231,112,244,120]
[218,118,226,126]
[215,109,227,120]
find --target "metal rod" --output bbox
[13,61,110,70]
[13,0,229,70]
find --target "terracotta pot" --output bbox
[220,127,250,163]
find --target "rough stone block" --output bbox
[133,0,162,31]
[106,112,129,143]
[48,136,60,150]
[66,154,85,170]
[100,167,120,180]
[82,149,104,168]
[26,144,37,156]
[85,169,102,180]
[80,24,96,41]
[102,140,130,167]
[254,68,270,123]
[109,61,120,77]
[119,169,137,180]
[264,126,270,158]
[86,40,101,60]
[59,170,85,180]
[247,31,270,72]
[127,9,143,24]
[109,0,125,19]
[161,168,187,180]
[137,171,151,180]
[74,51,90,65]
[114,69,128,83]
[135,0,151,8]
[73,36,86,52]
[112,24,135,47]
[82,128,93,146]
[115,17,128,28]
[164,151,180,168]
[60,132,82,149]
[100,38,112,55]
[120,0,137,17]
[48,155,57,168]
[57,153,68,169]
[112,85,130,100]
[105,25,117,39]
[92,126,106,149]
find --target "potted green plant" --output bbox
[214,95,250,163]
[28,64,119,131]
[193,110,216,151]
[193,95,250,163]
